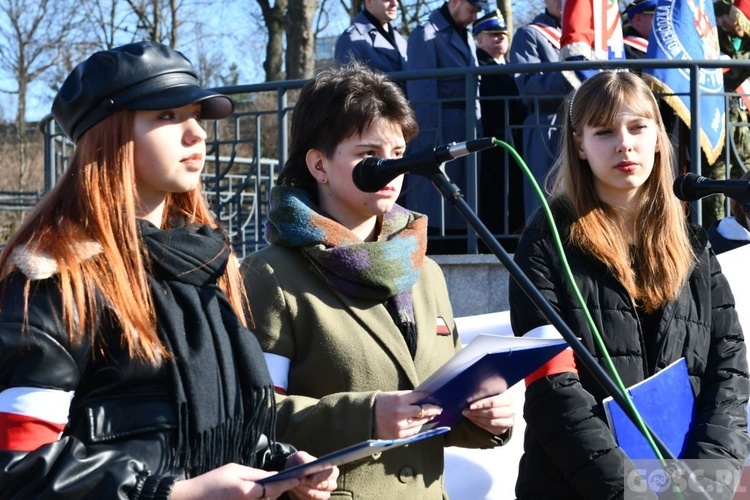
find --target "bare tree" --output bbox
[343,0,358,20]
[73,0,233,85]
[313,0,336,43]
[124,0,180,46]
[79,0,144,48]
[499,0,512,34]
[0,0,80,190]
[194,35,229,88]
[285,0,318,79]
[257,0,288,81]
[257,0,339,81]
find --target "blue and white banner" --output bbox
[645,0,725,164]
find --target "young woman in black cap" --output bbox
[0,40,337,500]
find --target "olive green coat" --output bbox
[242,245,506,499]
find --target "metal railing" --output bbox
[38,59,749,256]
[0,190,43,210]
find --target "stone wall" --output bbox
[432,254,510,318]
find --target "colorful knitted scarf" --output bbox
[265,186,428,357]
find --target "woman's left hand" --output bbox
[462,391,515,436]
[285,451,339,499]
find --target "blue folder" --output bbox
[602,357,695,460]
[415,334,569,428]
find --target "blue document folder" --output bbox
[415,334,569,428]
[602,357,695,460]
[258,426,450,483]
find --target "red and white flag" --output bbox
[560,0,625,87]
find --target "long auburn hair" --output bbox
[549,71,695,312]
[0,111,248,362]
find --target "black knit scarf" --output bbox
[139,219,277,475]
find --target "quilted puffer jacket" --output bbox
[510,204,750,500]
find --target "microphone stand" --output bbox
[422,163,712,499]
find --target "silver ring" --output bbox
[258,483,267,499]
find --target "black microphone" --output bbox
[352,137,497,193]
[673,172,750,202]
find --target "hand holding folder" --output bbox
[257,426,450,484]
[415,333,569,428]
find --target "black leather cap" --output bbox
[52,40,233,142]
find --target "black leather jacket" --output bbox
[0,267,294,499]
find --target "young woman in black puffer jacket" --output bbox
[510,71,750,500]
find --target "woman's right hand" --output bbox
[373,390,442,439]
[169,463,300,499]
